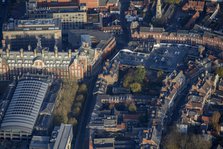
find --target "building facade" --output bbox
[2,19,62,51]
[0,36,116,80]
[28,7,87,30]
[131,27,223,50]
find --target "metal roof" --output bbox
[0,78,49,133]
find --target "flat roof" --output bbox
[29,136,50,148]
[53,124,73,149]
[68,29,112,41]
[29,7,86,14]
[3,19,61,31]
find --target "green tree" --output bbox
[123,68,147,89]
[165,0,180,4]
[128,103,137,112]
[68,117,78,126]
[54,114,68,125]
[74,102,82,108]
[163,126,211,149]
[130,83,142,92]
[76,94,85,103]
[123,75,133,88]
[134,67,146,83]
[72,107,81,117]
[211,111,221,133]
[157,70,164,78]
[216,67,223,77]
[78,83,88,94]
[53,80,79,126]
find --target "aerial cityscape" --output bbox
[0,0,223,148]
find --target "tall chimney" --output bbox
[6,48,10,57]
[42,49,45,57]
[20,48,24,58]
[34,49,37,57]
[68,49,72,58]
[6,44,10,57]
[54,46,58,58]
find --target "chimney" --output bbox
[28,45,31,51]
[20,48,24,58]
[54,47,58,58]
[42,49,45,57]
[0,48,2,56]
[68,49,72,58]
[6,48,10,57]
[7,44,11,50]
[34,49,37,57]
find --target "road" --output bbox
[74,77,98,149]
[120,0,130,41]
[74,1,131,148]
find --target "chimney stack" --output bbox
[54,46,58,57]
[68,49,72,58]
[20,48,24,58]
[34,49,37,57]
[6,48,10,57]
[6,44,10,57]
[42,49,45,57]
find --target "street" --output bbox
[74,77,98,149]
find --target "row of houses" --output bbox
[132,27,223,50]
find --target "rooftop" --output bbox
[3,19,61,31]
[52,124,73,149]
[0,76,49,133]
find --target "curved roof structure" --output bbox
[0,79,48,133]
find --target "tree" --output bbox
[123,75,133,88]
[76,94,85,103]
[157,70,164,78]
[78,83,88,94]
[74,102,82,108]
[54,114,68,125]
[72,107,81,117]
[130,83,142,92]
[53,80,79,126]
[128,103,137,112]
[123,68,147,90]
[68,117,78,126]
[211,111,221,133]
[134,67,146,83]
[165,0,180,4]
[216,67,223,77]
[163,126,211,149]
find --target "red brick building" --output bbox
[131,27,223,50]
[182,0,205,12]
